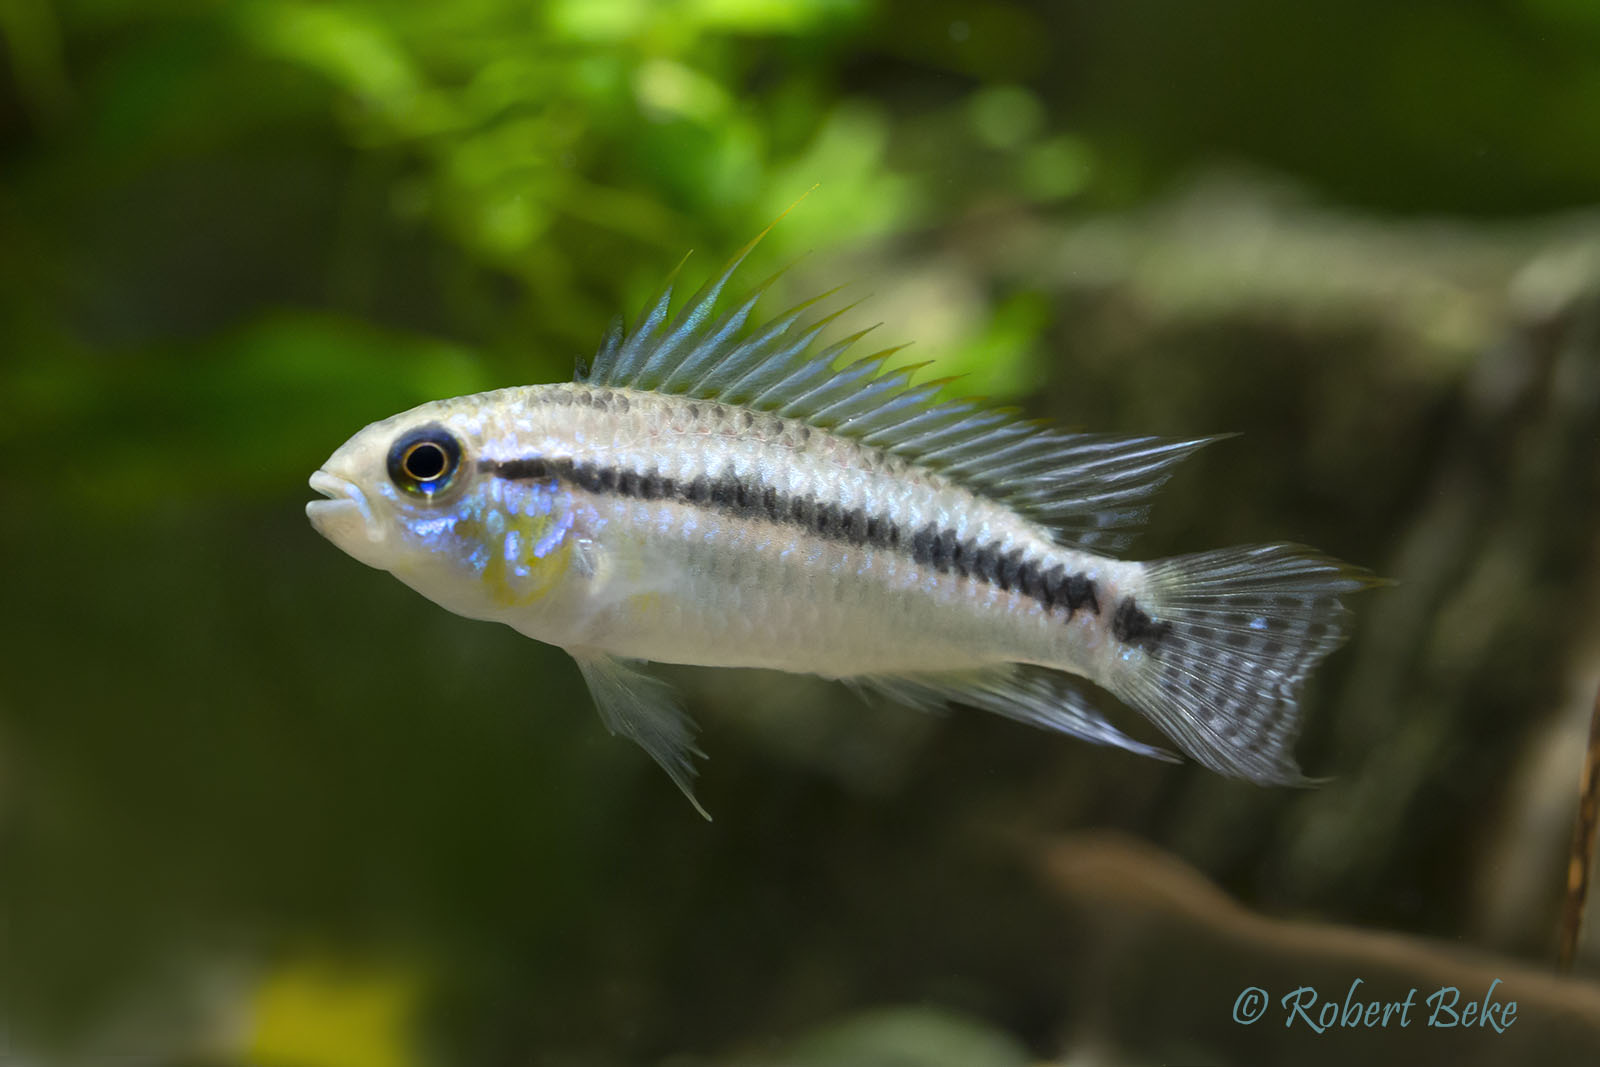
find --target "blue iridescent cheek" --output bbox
[432,479,576,581]
[406,514,460,543]
[531,508,574,558]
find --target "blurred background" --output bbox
[5,1,1600,1064]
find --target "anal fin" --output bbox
[571,652,711,819]
[853,665,1177,763]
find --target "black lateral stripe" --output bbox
[482,456,1136,638]
[490,457,551,480]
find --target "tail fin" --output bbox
[1106,544,1375,784]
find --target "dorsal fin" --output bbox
[583,234,1220,553]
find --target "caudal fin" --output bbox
[1107,544,1375,784]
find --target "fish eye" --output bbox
[387,424,462,497]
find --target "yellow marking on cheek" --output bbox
[458,511,575,608]
[488,537,573,607]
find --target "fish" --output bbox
[307,230,1372,817]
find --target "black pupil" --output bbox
[405,442,448,481]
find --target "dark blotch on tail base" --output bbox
[1112,597,1172,651]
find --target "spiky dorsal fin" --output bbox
[583,232,1218,553]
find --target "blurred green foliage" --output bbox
[5,0,1600,1064]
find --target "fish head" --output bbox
[308,398,481,571]
[308,393,580,621]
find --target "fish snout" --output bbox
[306,469,381,545]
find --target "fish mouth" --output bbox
[306,470,379,542]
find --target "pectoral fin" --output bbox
[571,652,710,820]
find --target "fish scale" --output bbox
[475,384,1126,677]
[307,227,1375,816]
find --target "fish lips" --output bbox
[307,470,381,548]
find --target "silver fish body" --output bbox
[309,240,1370,814]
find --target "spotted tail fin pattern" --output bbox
[1107,544,1376,783]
